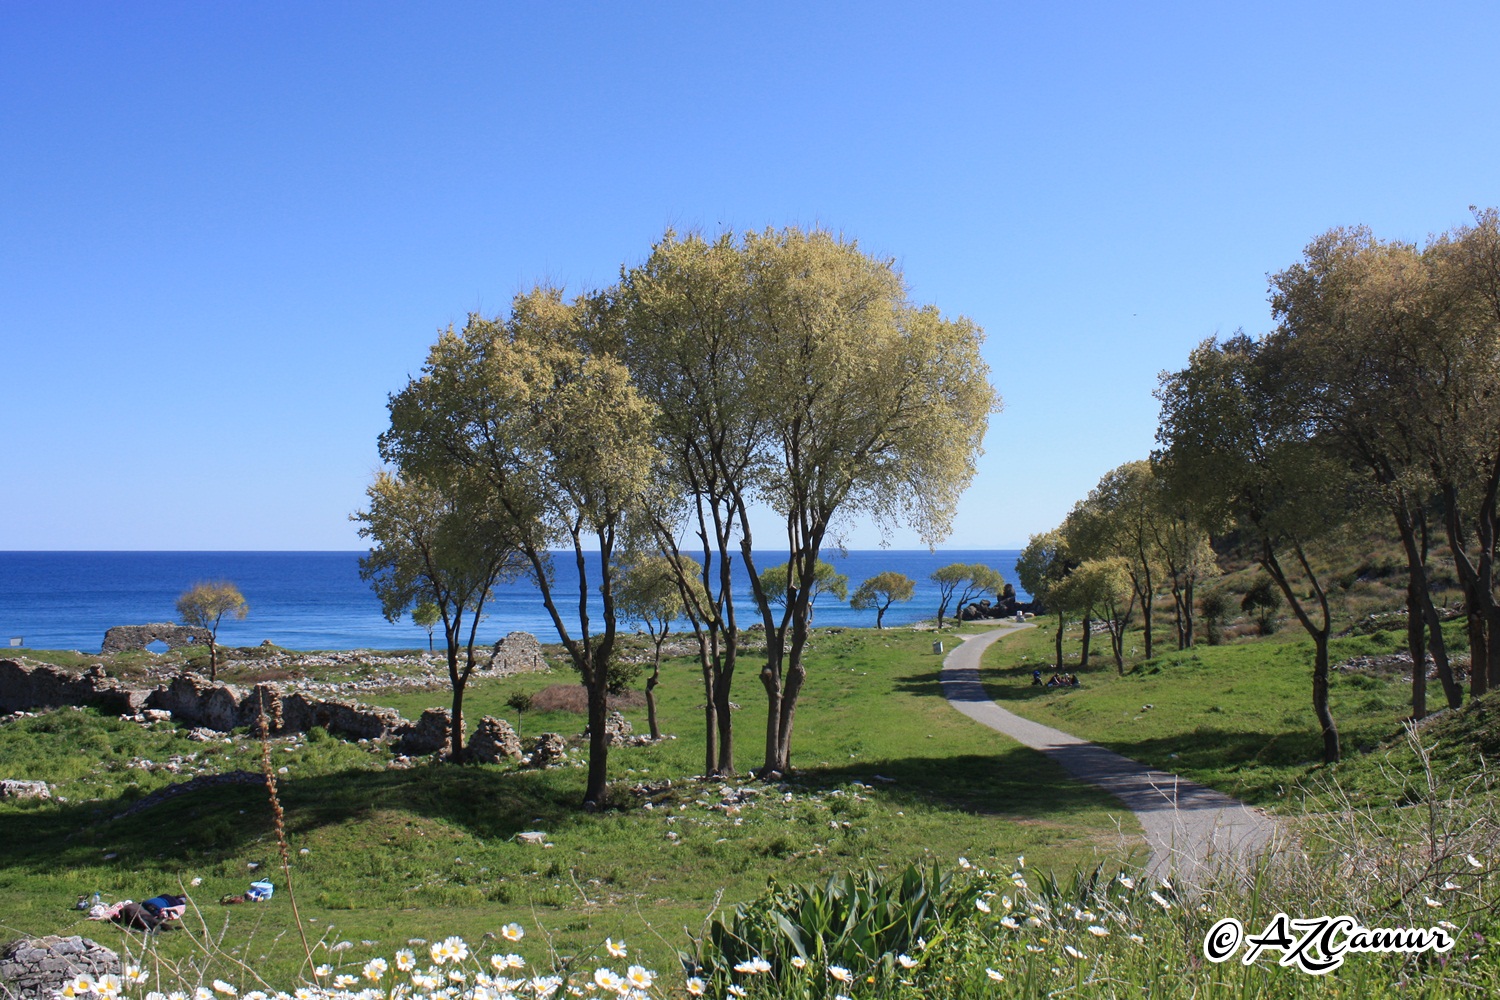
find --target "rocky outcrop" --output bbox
[101,624,213,655]
[466,716,522,763]
[1,936,120,1000]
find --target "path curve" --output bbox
[939,625,1277,881]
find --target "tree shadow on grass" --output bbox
[804,746,1132,819]
[0,764,603,878]
[1,737,1143,881]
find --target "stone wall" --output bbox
[101,623,214,655]
[0,655,560,762]
[0,659,408,744]
[0,937,120,1000]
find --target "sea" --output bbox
[0,550,1026,653]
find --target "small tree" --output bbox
[1016,530,1077,669]
[850,571,916,629]
[176,580,248,681]
[354,470,524,762]
[412,601,440,652]
[759,560,849,620]
[931,563,1006,628]
[1056,558,1136,674]
[1199,588,1233,645]
[616,552,703,739]
[1241,577,1284,635]
[506,691,533,739]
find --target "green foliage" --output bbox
[759,560,850,610]
[615,552,703,636]
[1198,587,1233,645]
[1242,577,1284,634]
[412,600,440,651]
[175,580,249,680]
[929,563,1004,628]
[689,863,970,988]
[175,580,249,634]
[850,571,916,629]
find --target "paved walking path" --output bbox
[939,625,1278,881]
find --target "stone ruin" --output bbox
[101,623,213,655]
[467,716,523,763]
[1,658,411,746]
[0,658,581,767]
[489,631,545,672]
[528,732,569,766]
[1,936,120,1000]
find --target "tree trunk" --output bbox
[646,654,661,741]
[713,638,736,775]
[1406,577,1427,721]
[584,673,610,807]
[695,633,717,776]
[449,681,466,762]
[1440,483,1492,698]
[1262,540,1339,763]
[1183,576,1196,649]
[1143,594,1154,658]
[208,638,218,682]
[1395,505,1461,710]
[1312,632,1340,763]
[445,633,466,762]
[760,663,782,774]
[1080,614,1092,668]
[1054,614,1065,670]
[876,605,886,629]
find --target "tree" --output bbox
[1155,333,1353,763]
[607,231,767,775]
[506,691,532,739]
[412,601,440,652]
[930,564,970,630]
[1148,499,1219,651]
[1064,461,1164,657]
[380,288,659,806]
[850,571,916,629]
[929,563,1005,629]
[1268,223,1475,714]
[616,552,703,740]
[1065,558,1136,674]
[1199,587,1233,646]
[758,560,850,617]
[353,470,523,761]
[1240,577,1283,635]
[1016,530,1077,670]
[736,228,998,776]
[176,581,248,681]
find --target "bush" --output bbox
[1199,589,1233,645]
[1241,578,1284,635]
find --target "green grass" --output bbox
[979,619,1418,805]
[0,625,1138,983]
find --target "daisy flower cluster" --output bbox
[50,929,680,1000]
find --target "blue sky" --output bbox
[3,2,1497,550]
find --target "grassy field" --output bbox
[977,618,1423,805]
[0,625,1140,985]
[5,618,1497,996]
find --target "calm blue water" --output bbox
[0,550,1025,652]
